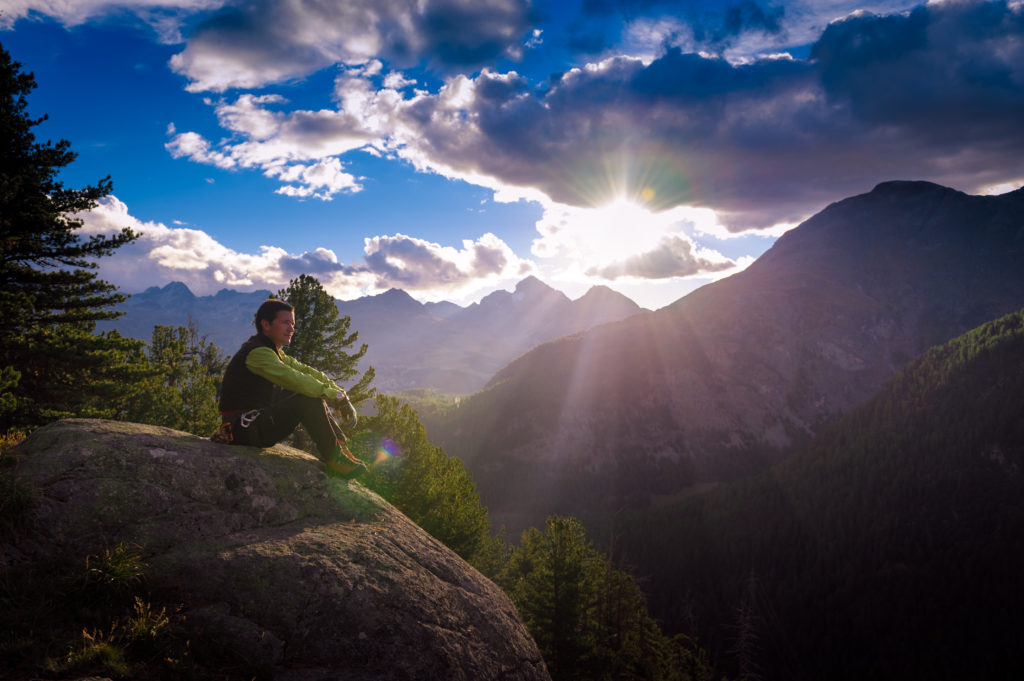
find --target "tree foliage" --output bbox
[276,274,374,404]
[353,394,492,565]
[611,308,1024,681]
[0,43,140,429]
[123,321,227,436]
[500,516,713,681]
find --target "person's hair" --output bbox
[255,298,293,334]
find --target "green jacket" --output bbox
[219,333,343,412]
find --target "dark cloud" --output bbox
[470,242,509,275]
[172,0,534,91]
[419,0,538,66]
[586,235,734,279]
[402,0,1024,230]
[278,250,346,277]
[812,1,1024,139]
[363,236,465,286]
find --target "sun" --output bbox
[534,195,724,274]
[580,196,675,265]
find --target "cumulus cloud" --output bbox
[572,0,921,59]
[162,0,1024,237]
[75,195,532,299]
[360,232,534,289]
[168,0,535,92]
[586,235,735,279]
[165,93,375,198]
[268,157,362,200]
[373,0,1024,230]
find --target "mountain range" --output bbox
[424,181,1024,535]
[97,276,644,394]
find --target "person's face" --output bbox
[262,310,295,348]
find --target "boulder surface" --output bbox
[7,418,550,681]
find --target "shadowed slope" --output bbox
[613,308,1024,681]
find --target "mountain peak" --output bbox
[381,287,416,301]
[514,275,554,295]
[868,180,962,198]
[139,281,195,300]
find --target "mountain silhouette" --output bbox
[429,181,1024,534]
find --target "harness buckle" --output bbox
[240,410,261,428]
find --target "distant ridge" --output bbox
[97,278,646,393]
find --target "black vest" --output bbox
[218,333,281,412]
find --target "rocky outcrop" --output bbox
[5,419,549,681]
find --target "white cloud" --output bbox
[267,157,362,200]
[75,195,533,301]
[165,130,236,169]
[383,72,417,90]
[361,232,535,291]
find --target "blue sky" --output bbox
[2,0,1022,309]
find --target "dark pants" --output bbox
[233,393,342,460]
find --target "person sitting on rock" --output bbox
[213,298,366,478]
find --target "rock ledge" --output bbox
[7,419,549,681]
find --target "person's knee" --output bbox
[291,393,326,413]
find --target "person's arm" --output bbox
[245,346,343,399]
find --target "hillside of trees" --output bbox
[607,308,1024,681]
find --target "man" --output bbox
[214,298,366,478]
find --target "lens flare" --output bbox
[374,437,402,465]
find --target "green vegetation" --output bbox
[499,516,712,681]
[0,542,230,680]
[610,308,1024,681]
[391,387,463,420]
[354,393,714,681]
[0,44,144,430]
[352,393,493,566]
[277,274,374,405]
[123,322,228,437]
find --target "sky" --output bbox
[2,0,1023,310]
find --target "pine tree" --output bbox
[352,394,492,564]
[276,274,374,404]
[125,321,227,436]
[500,515,714,681]
[0,44,142,428]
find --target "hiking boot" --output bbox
[324,442,366,479]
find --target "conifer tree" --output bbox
[0,44,142,428]
[125,321,227,436]
[276,274,374,404]
[352,394,492,564]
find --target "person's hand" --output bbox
[334,391,358,427]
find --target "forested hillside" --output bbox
[609,309,1024,681]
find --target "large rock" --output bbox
[6,419,549,681]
